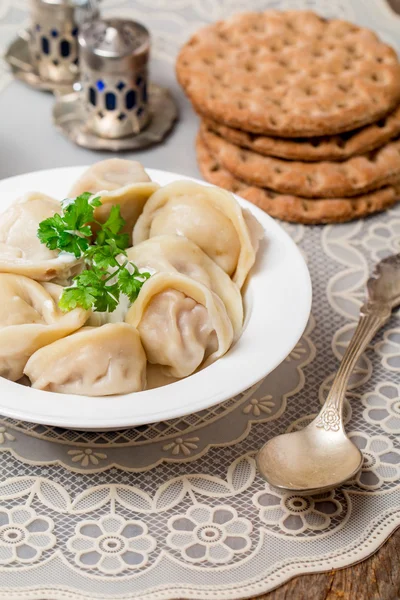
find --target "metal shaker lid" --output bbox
[30,0,99,24]
[79,18,150,72]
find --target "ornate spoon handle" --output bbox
[316,302,391,431]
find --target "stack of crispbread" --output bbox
[176,10,400,223]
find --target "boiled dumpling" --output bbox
[125,272,233,378]
[133,181,263,288]
[24,323,146,396]
[69,159,151,194]
[69,159,159,237]
[0,274,88,381]
[127,235,243,339]
[0,192,81,282]
[93,182,159,238]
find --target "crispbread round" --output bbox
[177,10,400,137]
[196,134,400,224]
[204,104,400,162]
[201,124,400,199]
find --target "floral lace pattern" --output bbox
[0,506,55,564]
[347,432,400,490]
[253,487,343,535]
[362,382,400,433]
[68,515,156,574]
[375,329,400,372]
[167,505,252,563]
[1,1,400,599]
[362,220,400,261]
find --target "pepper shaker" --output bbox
[79,19,151,139]
[29,0,99,85]
[53,16,178,150]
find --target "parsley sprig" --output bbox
[37,193,150,313]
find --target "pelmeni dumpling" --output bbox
[125,272,234,379]
[133,181,263,288]
[0,274,88,381]
[127,235,243,340]
[24,323,146,396]
[0,192,81,282]
[69,159,152,194]
[69,159,159,237]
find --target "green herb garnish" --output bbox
[38,192,101,258]
[38,193,150,313]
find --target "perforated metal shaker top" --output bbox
[79,19,150,73]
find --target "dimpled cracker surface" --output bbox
[177,11,400,137]
[201,124,400,198]
[196,134,400,224]
[204,104,400,162]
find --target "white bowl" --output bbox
[0,167,312,430]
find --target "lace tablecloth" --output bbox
[1,0,400,598]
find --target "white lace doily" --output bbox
[1,1,400,599]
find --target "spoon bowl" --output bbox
[257,422,363,494]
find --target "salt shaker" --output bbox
[79,19,151,139]
[29,0,99,84]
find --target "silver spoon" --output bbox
[257,253,400,494]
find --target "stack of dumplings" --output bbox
[0,159,262,397]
